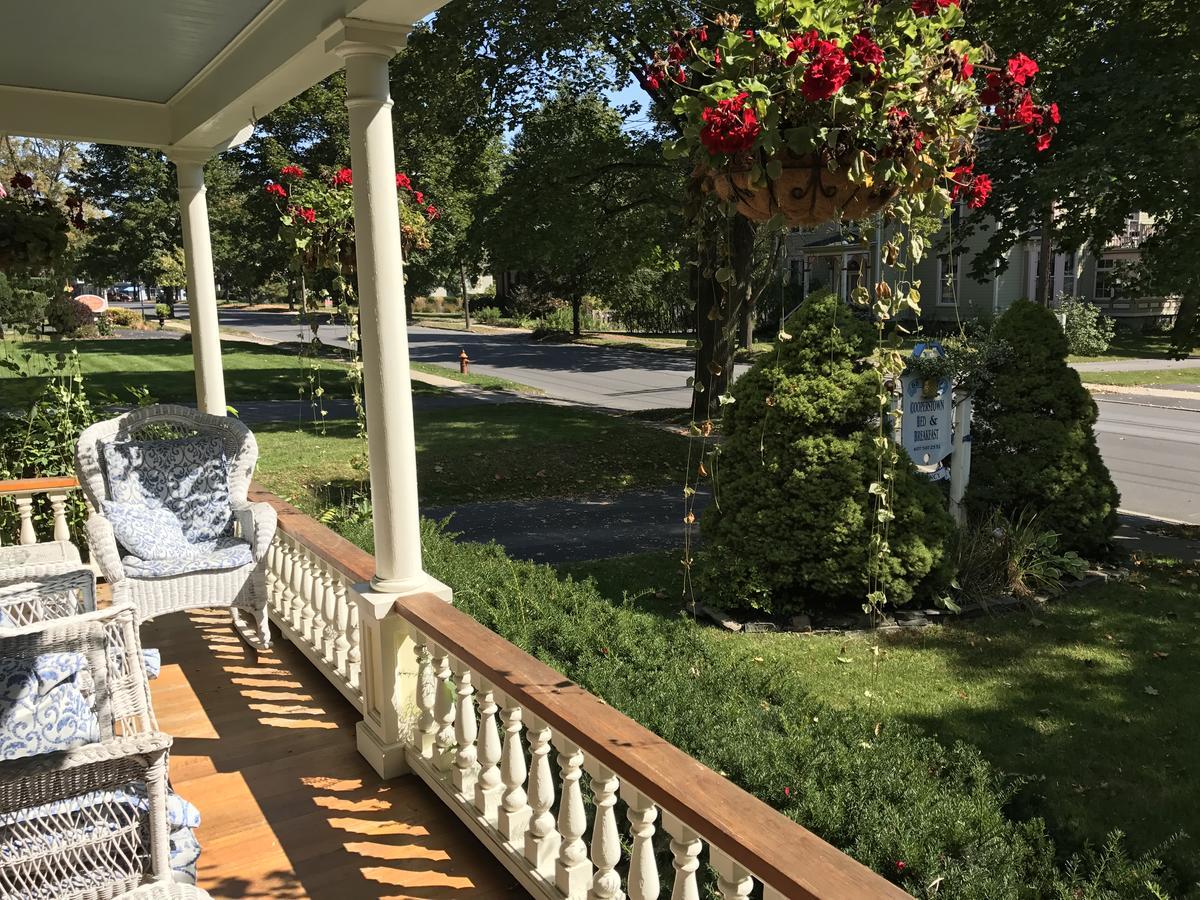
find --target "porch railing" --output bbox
[250,485,911,900]
[0,476,78,548]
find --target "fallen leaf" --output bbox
[1144,686,1160,696]
[836,656,854,664]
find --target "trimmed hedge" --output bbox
[966,301,1119,556]
[696,291,955,614]
[334,513,1173,899]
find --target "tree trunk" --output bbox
[460,262,472,331]
[572,296,582,337]
[691,213,755,421]
[1035,206,1055,306]
[739,302,754,351]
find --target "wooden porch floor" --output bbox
[143,608,520,899]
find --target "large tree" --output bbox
[964,0,1200,354]
[481,92,681,336]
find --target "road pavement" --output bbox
[205,308,1200,524]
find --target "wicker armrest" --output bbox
[232,500,277,563]
[86,512,126,583]
[0,732,173,815]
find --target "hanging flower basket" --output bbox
[708,150,911,226]
[0,184,71,272]
[654,1,1059,228]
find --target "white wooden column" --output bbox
[330,19,452,781]
[170,151,226,416]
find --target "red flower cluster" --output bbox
[279,164,304,180]
[801,39,852,101]
[331,167,353,188]
[396,172,412,191]
[785,29,818,66]
[950,162,991,208]
[911,0,958,16]
[264,182,287,199]
[290,206,316,224]
[958,50,974,81]
[699,92,762,155]
[9,172,34,191]
[425,204,440,220]
[846,31,884,81]
[980,53,1058,151]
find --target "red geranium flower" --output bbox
[801,40,852,101]
[699,92,762,155]
[743,29,756,41]
[668,43,687,63]
[297,207,317,224]
[785,30,818,66]
[1048,102,1061,125]
[265,182,287,198]
[1007,53,1039,85]
[1035,132,1053,152]
[644,66,663,91]
[415,191,425,205]
[896,861,908,873]
[1013,93,1037,126]
[911,0,957,15]
[426,204,440,220]
[968,173,992,207]
[332,167,353,188]
[846,32,884,68]
[959,52,974,81]
[396,172,412,191]
[674,67,687,84]
[949,162,974,202]
[279,164,304,180]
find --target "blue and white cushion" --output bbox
[102,437,233,543]
[0,652,100,760]
[122,537,254,579]
[103,500,194,561]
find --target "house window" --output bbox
[937,254,959,306]
[1094,257,1117,300]
[1061,251,1076,296]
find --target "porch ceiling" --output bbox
[0,0,446,153]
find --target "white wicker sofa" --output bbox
[75,405,277,649]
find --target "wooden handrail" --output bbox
[247,483,909,899]
[0,476,79,495]
[248,484,374,585]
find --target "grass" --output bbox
[1068,331,1197,363]
[1079,368,1200,388]
[561,550,1200,877]
[254,406,689,510]
[409,361,543,393]
[0,337,354,408]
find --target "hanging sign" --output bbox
[898,342,953,471]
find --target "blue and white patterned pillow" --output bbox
[102,437,233,543]
[103,500,194,561]
[0,652,100,760]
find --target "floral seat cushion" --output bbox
[0,652,100,760]
[122,537,254,579]
[102,437,233,544]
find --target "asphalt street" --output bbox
[203,308,1200,525]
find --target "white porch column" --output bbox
[330,20,451,779]
[170,152,227,416]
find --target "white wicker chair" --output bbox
[0,542,97,629]
[76,405,276,649]
[0,604,174,898]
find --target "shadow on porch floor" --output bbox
[143,608,520,899]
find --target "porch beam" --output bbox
[169,151,227,417]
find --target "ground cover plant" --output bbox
[324,504,1180,899]
[561,548,1200,886]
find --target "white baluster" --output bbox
[414,638,437,759]
[15,496,36,545]
[451,662,478,796]
[319,564,338,660]
[346,597,361,688]
[264,539,280,610]
[661,813,701,900]
[709,848,754,900]
[624,787,660,900]
[523,714,560,876]
[277,540,295,625]
[297,547,315,640]
[496,696,531,845]
[48,493,70,543]
[333,576,352,677]
[432,645,456,774]
[473,679,503,825]
[554,736,591,897]
[587,763,624,900]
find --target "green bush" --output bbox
[1058,296,1115,357]
[46,292,93,336]
[696,291,955,614]
[0,276,49,335]
[106,307,146,329]
[326,505,1175,898]
[474,305,502,325]
[966,301,1119,557]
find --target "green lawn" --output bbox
[559,551,1200,876]
[255,406,689,510]
[0,338,354,408]
[1079,368,1200,388]
[1069,331,1198,364]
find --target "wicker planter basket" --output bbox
[709,152,904,226]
